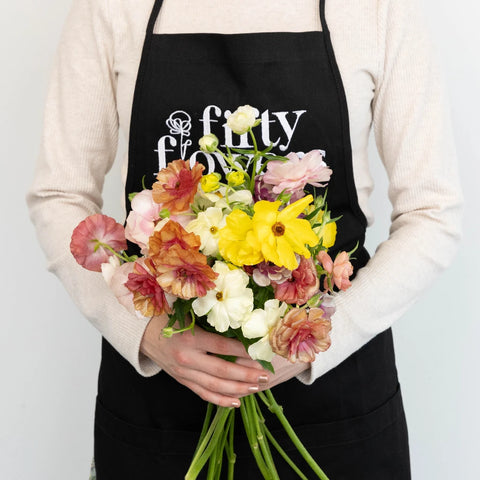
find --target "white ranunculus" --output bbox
[185,207,226,256]
[214,188,253,210]
[192,261,253,332]
[242,299,287,339]
[227,105,260,135]
[248,337,274,362]
[101,256,121,285]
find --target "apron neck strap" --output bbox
[319,0,330,33]
[146,0,164,35]
[146,0,330,35]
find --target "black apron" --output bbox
[94,1,411,478]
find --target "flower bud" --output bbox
[226,171,245,187]
[198,133,219,153]
[201,172,222,193]
[227,105,260,135]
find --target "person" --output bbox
[27,0,462,478]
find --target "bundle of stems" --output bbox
[185,389,330,480]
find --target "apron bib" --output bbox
[94,1,411,478]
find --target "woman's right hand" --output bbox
[140,315,269,408]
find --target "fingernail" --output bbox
[232,400,241,407]
[258,375,269,384]
[248,385,259,392]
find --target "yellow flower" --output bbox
[307,207,337,249]
[201,173,222,193]
[252,195,318,270]
[317,221,336,249]
[226,171,245,187]
[218,209,263,266]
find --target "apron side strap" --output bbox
[146,0,165,35]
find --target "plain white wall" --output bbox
[1,0,478,479]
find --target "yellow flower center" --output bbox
[216,291,224,301]
[272,222,285,237]
[210,226,218,235]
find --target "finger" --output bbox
[180,378,241,408]
[197,330,252,358]
[234,356,267,371]
[191,353,268,385]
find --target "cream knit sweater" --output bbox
[27,0,463,383]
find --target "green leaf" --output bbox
[257,360,275,374]
[168,298,194,329]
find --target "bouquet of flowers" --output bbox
[71,105,355,480]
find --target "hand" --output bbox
[259,355,310,390]
[140,315,269,408]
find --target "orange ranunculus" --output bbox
[152,159,204,214]
[149,219,201,262]
[154,244,217,299]
[269,307,331,363]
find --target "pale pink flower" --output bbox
[263,150,332,196]
[273,256,319,305]
[106,261,137,316]
[252,261,292,287]
[125,190,162,252]
[269,307,332,363]
[70,214,127,272]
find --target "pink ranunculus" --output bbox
[252,261,292,287]
[70,213,127,272]
[254,175,303,203]
[125,189,163,252]
[269,307,332,363]
[317,250,334,274]
[124,258,172,317]
[263,150,332,196]
[272,256,319,305]
[331,251,354,291]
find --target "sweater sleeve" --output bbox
[26,0,161,377]
[298,0,463,384]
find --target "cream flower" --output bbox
[185,207,226,256]
[242,299,288,361]
[192,261,253,332]
[214,188,253,211]
[227,105,260,135]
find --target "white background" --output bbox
[1,0,478,478]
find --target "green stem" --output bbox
[193,402,215,457]
[263,427,309,480]
[248,395,279,480]
[248,128,261,192]
[185,406,232,480]
[95,241,133,263]
[226,409,236,480]
[239,399,271,479]
[264,390,330,480]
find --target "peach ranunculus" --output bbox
[125,189,163,252]
[317,250,353,292]
[152,159,204,214]
[272,256,319,305]
[154,244,218,299]
[149,219,201,261]
[70,213,127,272]
[124,258,172,317]
[269,307,332,363]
